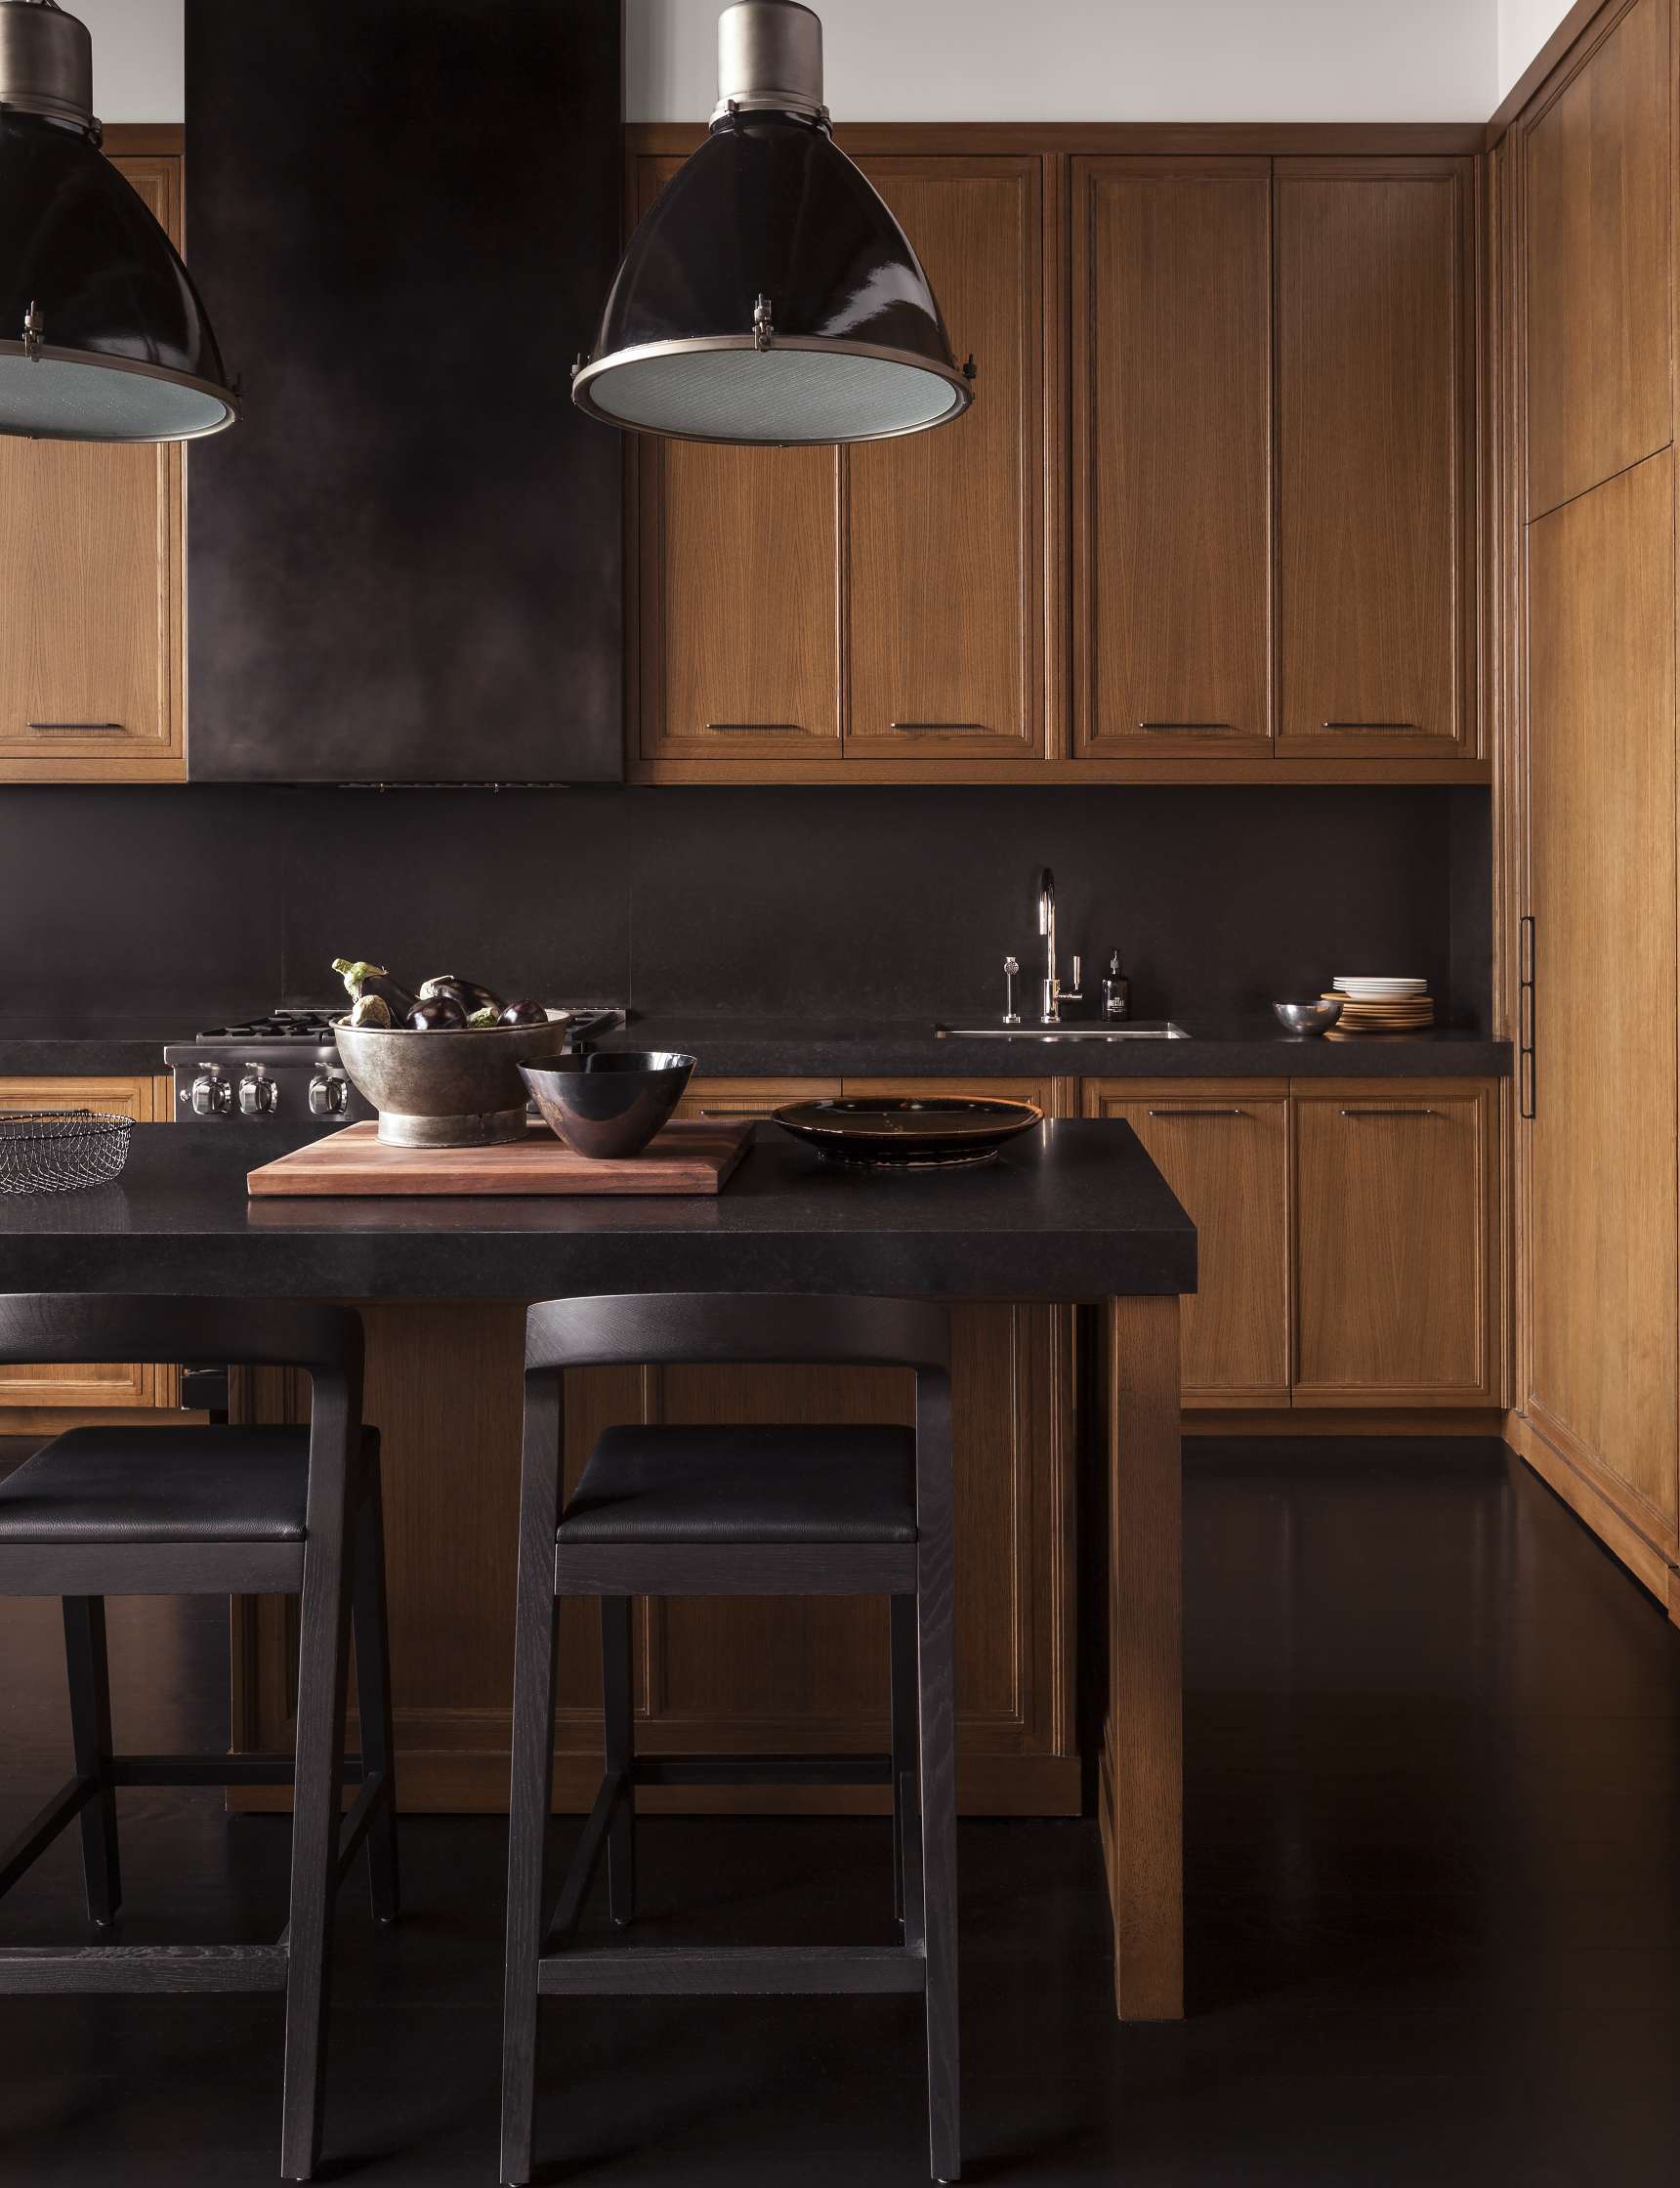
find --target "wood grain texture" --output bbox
[1101,1292,1182,2020]
[0,1076,169,1409]
[245,1119,752,1198]
[1523,0,1672,520]
[846,156,1044,755]
[0,155,185,784]
[1082,1079,1288,1404]
[1525,451,1678,1524]
[1276,157,1473,757]
[1072,158,1272,756]
[1292,1078,1499,1405]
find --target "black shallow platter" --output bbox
[772,1097,1043,1171]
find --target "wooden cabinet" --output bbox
[1523,0,1672,521]
[1082,1079,1288,1405]
[0,1075,176,1411]
[1276,156,1475,758]
[0,148,186,784]
[1292,1079,1500,1406]
[1071,158,1272,758]
[634,149,1047,772]
[1523,453,1678,1532]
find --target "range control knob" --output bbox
[237,1070,277,1117]
[188,1067,231,1118]
[307,1071,349,1118]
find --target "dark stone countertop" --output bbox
[0,1120,1195,1303]
[0,1013,1511,1081]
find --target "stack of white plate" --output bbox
[1323,977,1433,1035]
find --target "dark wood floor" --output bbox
[0,1435,1675,2184]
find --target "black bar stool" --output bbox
[0,1295,399,2183]
[499,1292,959,2187]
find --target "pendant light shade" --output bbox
[573,0,973,446]
[0,0,236,442]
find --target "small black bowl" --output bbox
[520,1051,696,1160]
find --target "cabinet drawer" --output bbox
[1084,1078,1288,1405]
[1292,1079,1498,1405]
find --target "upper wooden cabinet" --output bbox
[1071,158,1272,758]
[634,149,1047,770]
[1276,157,1475,758]
[1523,0,1672,522]
[0,148,186,784]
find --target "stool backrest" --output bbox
[0,1294,362,1379]
[525,1293,949,1377]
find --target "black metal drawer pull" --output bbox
[1138,721,1237,734]
[1338,1107,1440,1118]
[1321,721,1421,733]
[26,721,126,735]
[1518,912,1536,1120]
[697,1108,769,1119]
[704,722,808,735]
[890,722,987,735]
[1147,1107,1246,1117]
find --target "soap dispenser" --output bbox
[1101,950,1130,1023]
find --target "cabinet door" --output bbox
[0,1076,172,1410]
[1524,0,1672,521]
[845,156,1044,757]
[1525,453,1678,1529]
[0,156,185,783]
[1082,1079,1288,1405]
[1276,157,1473,758]
[1292,1079,1498,1405]
[632,160,842,765]
[1071,158,1272,758]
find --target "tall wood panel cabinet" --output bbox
[0,140,186,783]
[1500,0,1680,1611]
[632,147,1049,771]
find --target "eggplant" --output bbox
[419,974,505,1018]
[499,999,548,1027]
[347,992,394,1029]
[467,1006,502,1028]
[405,997,468,1031]
[332,958,418,1018]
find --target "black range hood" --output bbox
[185,0,623,783]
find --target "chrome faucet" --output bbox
[1036,866,1081,1024]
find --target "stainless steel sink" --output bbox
[934,1021,1191,1041]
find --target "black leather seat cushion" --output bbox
[559,1424,917,1545]
[0,1426,329,1543]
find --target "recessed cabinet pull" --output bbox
[1138,721,1237,734]
[891,722,987,735]
[704,722,807,735]
[1321,721,1421,733]
[26,721,126,735]
[1147,1107,1245,1117]
[1339,1107,1439,1117]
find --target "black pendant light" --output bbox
[0,0,236,442]
[573,0,974,446]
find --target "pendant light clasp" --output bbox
[752,294,775,352]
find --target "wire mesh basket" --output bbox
[0,1110,135,1194]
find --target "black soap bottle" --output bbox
[1101,950,1130,1023]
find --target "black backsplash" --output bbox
[0,782,1490,1029]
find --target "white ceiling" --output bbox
[82,0,1575,128]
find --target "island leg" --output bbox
[1102,1293,1183,2021]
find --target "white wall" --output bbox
[90,0,1508,128]
[626,0,1498,122]
[1497,0,1575,99]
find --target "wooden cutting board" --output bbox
[247,1119,754,1198]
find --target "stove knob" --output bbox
[189,1068,231,1118]
[307,1071,348,1118]
[237,1070,277,1117]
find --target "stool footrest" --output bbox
[0,1943,290,1995]
[536,1944,927,1997]
[632,1752,893,1788]
[109,1752,366,1789]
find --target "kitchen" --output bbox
[0,0,1670,2183]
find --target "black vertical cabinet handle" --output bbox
[1518,913,1536,1120]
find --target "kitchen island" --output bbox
[0,1117,1195,2021]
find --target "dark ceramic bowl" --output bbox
[773,1096,1043,1170]
[520,1051,697,1160]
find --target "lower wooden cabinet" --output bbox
[1082,1079,1289,1405]
[0,1074,177,1415]
[1292,1079,1500,1406]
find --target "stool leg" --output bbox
[916,1372,961,2185]
[501,1380,565,2188]
[601,1595,635,1929]
[280,1497,357,2179]
[62,1597,120,1929]
[890,1592,918,1930]
[352,1462,401,1925]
